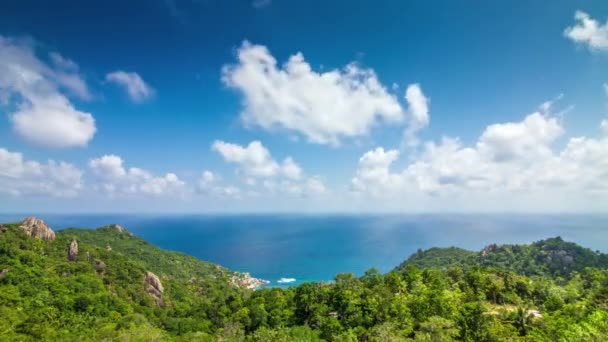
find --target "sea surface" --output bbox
[1,214,607,287]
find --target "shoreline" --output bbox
[231,272,270,290]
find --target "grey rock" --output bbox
[19,217,56,241]
[144,271,164,306]
[94,259,106,273]
[109,224,126,233]
[68,239,78,261]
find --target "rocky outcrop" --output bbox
[0,225,7,233]
[230,272,269,290]
[0,269,8,280]
[527,309,543,319]
[68,240,78,261]
[108,224,125,233]
[144,271,164,306]
[19,217,55,241]
[480,244,499,261]
[105,245,112,252]
[94,260,106,273]
[545,250,574,265]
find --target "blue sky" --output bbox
[1,0,607,213]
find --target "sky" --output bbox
[1,0,607,213]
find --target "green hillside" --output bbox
[397,237,608,277]
[2,218,608,341]
[398,247,478,270]
[0,219,248,341]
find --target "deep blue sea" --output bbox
[1,214,606,287]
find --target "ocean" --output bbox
[1,214,606,287]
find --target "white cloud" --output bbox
[404,84,430,146]
[197,170,241,198]
[305,177,326,195]
[222,41,405,145]
[601,119,608,134]
[212,139,326,197]
[89,155,185,196]
[49,52,79,71]
[106,71,154,102]
[351,104,608,202]
[351,147,403,195]
[477,111,563,162]
[262,178,327,197]
[281,157,302,180]
[564,11,608,51]
[0,147,83,197]
[212,140,300,178]
[0,35,96,147]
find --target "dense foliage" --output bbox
[398,237,608,277]
[399,247,477,270]
[2,222,608,341]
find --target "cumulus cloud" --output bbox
[0,35,96,147]
[281,157,302,180]
[351,147,403,195]
[106,71,154,102]
[564,11,608,51]
[212,139,326,196]
[262,177,327,197]
[89,154,185,196]
[305,177,327,195]
[0,148,83,197]
[404,83,430,146]
[222,41,405,145]
[477,112,563,162]
[197,170,241,198]
[212,140,301,179]
[351,103,608,200]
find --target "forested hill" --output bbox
[3,217,608,341]
[0,217,261,340]
[398,237,608,277]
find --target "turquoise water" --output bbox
[1,214,607,287]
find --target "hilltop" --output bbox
[397,237,608,277]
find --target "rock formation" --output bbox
[94,260,106,273]
[19,217,55,241]
[105,245,112,252]
[527,309,543,319]
[108,224,125,233]
[0,269,8,280]
[230,272,270,290]
[0,225,7,233]
[144,271,164,306]
[68,240,78,261]
[480,243,499,261]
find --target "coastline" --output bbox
[231,272,270,290]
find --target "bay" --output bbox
[1,214,606,287]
